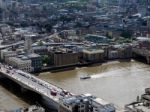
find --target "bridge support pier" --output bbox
[0,75,4,78]
[21,87,28,93]
[146,57,150,64]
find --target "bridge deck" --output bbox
[0,64,72,104]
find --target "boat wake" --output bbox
[91,66,150,79]
[91,71,123,79]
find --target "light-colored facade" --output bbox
[0,49,17,61]
[7,56,32,72]
[82,49,104,62]
[24,35,33,53]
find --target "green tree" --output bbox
[42,55,49,65]
[37,40,44,46]
[42,55,53,65]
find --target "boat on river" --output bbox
[80,75,91,80]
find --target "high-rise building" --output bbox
[0,0,3,8]
[24,35,33,53]
[147,19,150,37]
[0,0,7,9]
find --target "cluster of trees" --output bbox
[42,55,53,66]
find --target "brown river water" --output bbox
[0,85,28,110]
[0,60,150,110]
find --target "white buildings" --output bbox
[24,35,33,53]
[0,49,17,61]
[7,56,32,72]
[82,49,104,62]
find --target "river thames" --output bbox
[0,85,28,110]
[0,60,150,110]
[38,60,150,109]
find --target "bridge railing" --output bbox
[0,63,74,102]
